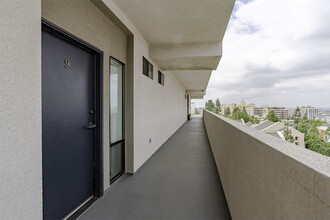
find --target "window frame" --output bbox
[142,56,153,80]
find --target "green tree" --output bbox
[265,110,280,122]
[305,126,323,150]
[231,107,253,123]
[251,116,260,124]
[224,107,231,117]
[294,116,330,157]
[215,98,221,114]
[293,106,301,125]
[296,119,308,134]
[224,106,259,124]
[232,107,239,114]
[205,100,215,111]
[302,113,308,123]
[216,98,220,108]
[283,122,294,143]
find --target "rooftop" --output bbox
[253,120,275,131]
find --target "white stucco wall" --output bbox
[133,35,187,171]
[0,1,42,219]
[100,0,187,172]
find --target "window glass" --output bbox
[158,71,164,86]
[143,57,148,77]
[110,59,123,143]
[142,57,153,80]
[148,62,153,79]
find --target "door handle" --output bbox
[86,122,96,129]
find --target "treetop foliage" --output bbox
[265,110,281,122]
[293,110,330,156]
[205,99,219,114]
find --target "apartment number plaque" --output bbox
[64,58,70,68]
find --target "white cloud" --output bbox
[194,0,330,108]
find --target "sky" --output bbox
[194,0,330,108]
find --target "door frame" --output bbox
[109,56,126,184]
[41,18,104,219]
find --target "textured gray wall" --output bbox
[0,1,42,219]
[203,110,330,219]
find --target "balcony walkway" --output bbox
[79,115,231,220]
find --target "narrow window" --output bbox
[148,62,153,79]
[143,57,148,77]
[158,71,164,86]
[142,56,153,79]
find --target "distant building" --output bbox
[220,99,289,120]
[319,112,330,123]
[290,128,305,147]
[318,126,330,142]
[191,102,196,114]
[238,100,256,116]
[300,106,318,119]
[269,107,289,120]
[220,103,237,115]
[247,120,305,147]
[253,106,289,120]
[220,100,256,116]
[288,109,295,119]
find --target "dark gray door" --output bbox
[42,30,95,219]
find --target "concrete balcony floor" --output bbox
[79,116,231,220]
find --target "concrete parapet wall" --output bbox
[203,110,330,219]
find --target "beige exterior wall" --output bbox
[0,1,42,219]
[204,110,330,219]
[220,104,236,115]
[318,126,329,142]
[288,109,295,118]
[221,102,255,116]
[290,128,305,147]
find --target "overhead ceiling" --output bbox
[112,0,235,98]
[112,0,234,45]
[171,70,212,91]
